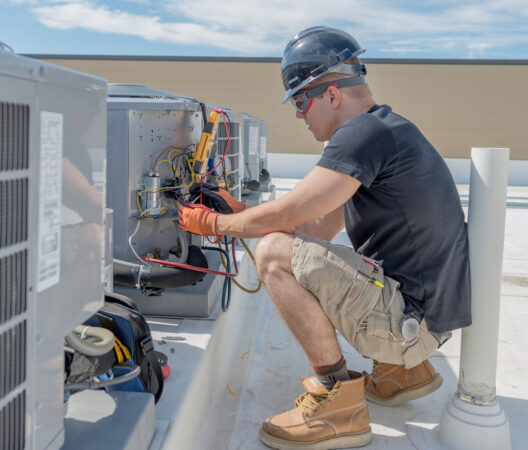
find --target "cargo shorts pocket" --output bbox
[353,280,441,369]
[291,235,383,345]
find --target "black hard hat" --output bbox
[281,26,366,103]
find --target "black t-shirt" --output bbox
[317,104,471,333]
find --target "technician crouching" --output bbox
[178,26,471,449]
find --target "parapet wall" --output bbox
[31,55,528,160]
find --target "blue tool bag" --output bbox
[85,292,164,403]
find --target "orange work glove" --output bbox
[188,183,246,214]
[178,203,220,236]
[212,187,247,213]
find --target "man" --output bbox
[179,26,471,450]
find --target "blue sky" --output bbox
[2,0,528,58]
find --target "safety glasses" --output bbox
[290,76,366,114]
[290,81,336,114]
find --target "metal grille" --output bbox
[0,178,28,249]
[0,250,27,325]
[0,102,29,172]
[0,321,26,400]
[0,390,26,450]
[216,121,241,199]
[0,101,29,448]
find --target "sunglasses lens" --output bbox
[291,94,308,113]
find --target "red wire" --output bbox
[141,256,237,278]
[206,235,221,244]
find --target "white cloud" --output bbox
[118,0,151,4]
[22,0,528,56]
[32,1,288,53]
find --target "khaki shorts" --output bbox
[291,234,446,369]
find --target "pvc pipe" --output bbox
[459,147,509,403]
[437,148,511,449]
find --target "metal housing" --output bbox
[0,51,106,449]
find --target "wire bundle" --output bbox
[128,109,261,311]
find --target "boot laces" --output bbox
[295,389,338,413]
[371,360,384,377]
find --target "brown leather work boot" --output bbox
[259,372,372,449]
[364,359,442,406]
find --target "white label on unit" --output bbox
[37,111,63,292]
[260,136,267,157]
[249,126,259,155]
[88,147,107,283]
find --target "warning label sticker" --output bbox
[37,111,63,292]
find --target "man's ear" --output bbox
[326,85,341,109]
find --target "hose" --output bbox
[113,245,207,289]
[219,238,262,294]
[64,364,141,391]
[65,325,115,357]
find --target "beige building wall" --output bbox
[40,57,528,160]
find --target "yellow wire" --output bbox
[138,145,196,216]
[154,158,177,173]
[219,238,262,294]
[168,149,183,160]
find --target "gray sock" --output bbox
[313,356,350,391]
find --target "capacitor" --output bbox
[144,173,161,211]
[401,316,420,341]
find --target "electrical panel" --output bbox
[0,50,106,449]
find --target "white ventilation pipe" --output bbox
[437,147,511,449]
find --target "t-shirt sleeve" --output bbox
[316,114,397,188]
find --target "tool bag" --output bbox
[85,291,164,403]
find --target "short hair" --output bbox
[306,58,372,99]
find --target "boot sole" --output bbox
[258,426,372,450]
[366,372,443,406]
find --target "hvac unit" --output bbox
[241,114,261,195]
[0,49,106,449]
[106,84,230,317]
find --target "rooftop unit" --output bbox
[0,50,106,449]
[106,84,227,317]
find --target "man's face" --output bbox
[294,90,335,142]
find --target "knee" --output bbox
[254,232,293,278]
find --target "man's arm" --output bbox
[297,205,345,241]
[216,166,361,238]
